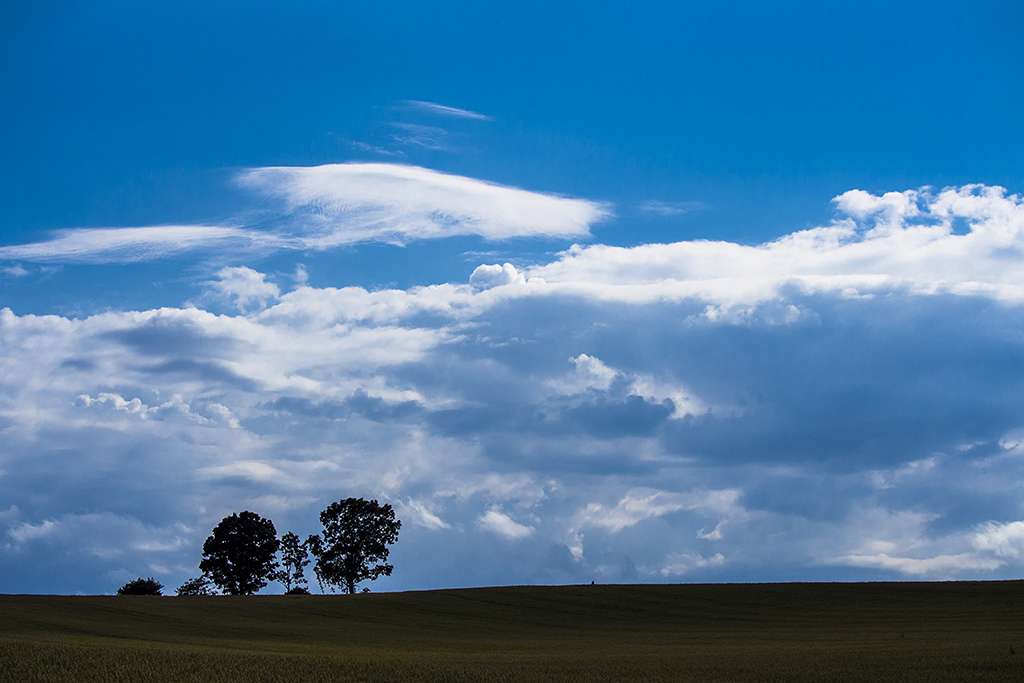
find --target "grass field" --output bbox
[2,581,1023,682]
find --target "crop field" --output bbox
[2,581,1023,682]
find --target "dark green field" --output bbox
[2,581,1024,682]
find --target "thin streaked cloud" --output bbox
[0,164,612,264]
[637,200,707,216]
[0,225,269,264]
[401,100,494,121]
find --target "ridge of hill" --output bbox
[3,581,1024,681]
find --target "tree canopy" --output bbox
[199,511,280,595]
[307,498,401,595]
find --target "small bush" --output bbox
[117,577,163,596]
[285,586,310,595]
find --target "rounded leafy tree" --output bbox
[117,577,164,595]
[199,511,280,595]
[307,498,401,594]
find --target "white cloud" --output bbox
[198,461,286,484]
[628,375,708,418]
[661,551,726,576]
[390,123,452,151]
[351,141,405,157]
[206,266,281,312]
[547,354,618,395]
[237,163,611,245]
[973,521,1024,558]
[0,225,260,264]
[570,354,617,392]
[5,514,195,566]
[206,403,240,429]
[75,392,152,417]
[74,392,223,426]
[8,519,57,543]
[6,182,1024,592]
[580,489,739,534]
[0,165,609,265]
[469,263,526,290]
[478,508,534,540]
[448,474,548,507]
[833,189,920,224]
[545,355,708,418]
[400,499,451,531]
[835,552,1002,576]
[401,100,494,121]
[637,200,705,216]
[524,185,1024,307]
[813,507,1024,578]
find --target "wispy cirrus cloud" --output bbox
[401,100,494,121]
[389,123,453,151]
[238,163,612,245]
[0,225,266,264]
[0,165,611,264]
[637,200,706,216]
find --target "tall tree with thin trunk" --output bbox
[276,531,309,592]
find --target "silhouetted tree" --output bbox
[305,533,326,593]
[175,576,217,596]
[199,511,280,595]
[307,498,401,595]
[118,577,163,595]
[276,531,309,592]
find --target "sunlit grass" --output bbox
[3,582,1024,681]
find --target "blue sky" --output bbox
[2,0,1024,593]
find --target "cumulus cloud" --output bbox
[469,263,526,290]
[661,551,726,576]
[973,521,1024,557]
[205,266,281,312]
[478,508,534,540]
[546,355,707,418]
[525,185,1024,307]
[6,183,1024,593]
[547,354,618,394]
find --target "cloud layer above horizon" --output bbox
[4,174,1024,593]
[0,164,610,264]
